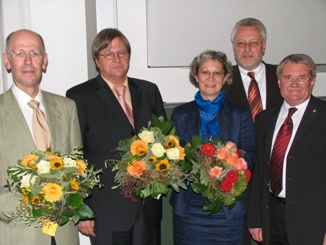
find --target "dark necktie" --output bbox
[114,85,135,128]
[270,107,297,196]
[28,100,51,151]
[247,72,263,122]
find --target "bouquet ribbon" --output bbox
[42,220,58,236]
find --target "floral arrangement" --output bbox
[185,135,251,213]
[110,115,188,201]
[5,147,102,236]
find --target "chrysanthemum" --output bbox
[155,159,171,172]
[21,154,39,167]
[127,160,146,178]
[31,195,41,205]
[76,160,87,175]
[164,136,180,148]
[130,140,148,157]
[176,146,185,160]
[42,183,63,202]
[148,155,157,163]
[70,179,80,190]
[50,156,64,170]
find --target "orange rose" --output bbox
[127,160,146,178]
[209,166,222,178]
[225,141,237,152]
[216,148,229,160]
[225,152,238,166]
[232,157,248,171]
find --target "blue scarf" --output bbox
[194,90,225,141]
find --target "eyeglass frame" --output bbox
[97,50,129,60]
[279,75,312,84]
[6,50,44,59]
[197,69,226,79]
[233,40,262,48]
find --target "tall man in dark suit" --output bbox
[223,17,283,122]
[66,28,166,245]
[223,17,283,244]
[247,53,326,244]
[0,29,81,245]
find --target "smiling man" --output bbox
[66,28,166,245]
[223,17,283,123]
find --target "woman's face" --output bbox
[195,59,229,101]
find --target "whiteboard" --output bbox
[146,0,326,67]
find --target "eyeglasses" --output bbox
[234,40,262,48]
[7,50,43,59]
[198,70,225,79]
[280,75,312,84]
[98,50,129,60]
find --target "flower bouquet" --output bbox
[185,135,251,213]
[5,147,102,236]
[110,115,189,202]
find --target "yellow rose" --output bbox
[138,130,155,143]
[151,143,166,158]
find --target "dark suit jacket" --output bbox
[170,99,256,220]
[223,63,283,109]
[66,75,166,234]
[247,96,326,244]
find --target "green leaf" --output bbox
[32,208,43,218]
[152,183,168,197]
[191,135,202,148]
[76,203,94,219]
[64,167,78,174]
[191,182,207,194]
[66,193,83,207]
[203,198,223,213]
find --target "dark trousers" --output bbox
[269,194,289,245]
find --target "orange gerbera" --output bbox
[21,154,39,167]
[127,160,146,178]
[130,140,148,157]
[42,183,63,202]
[50,156,64,170]
[70,179,79,190]
[155,159,171,172]
[164,136,180,148]
[76,160,87,175]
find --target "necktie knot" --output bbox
[28,100,40,109]
[285,107,297,125]
[247,71,255,80]
[115,85,126,98]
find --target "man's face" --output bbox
[278,63,315,106]
[3,30,48,93]
[232,26,266,71]
[95,37,130,85]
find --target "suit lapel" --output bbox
[291,96,319,149]
[231,66,249,106]
[264,106,281,157]
[2,90,35,152]
[129,78,142,131]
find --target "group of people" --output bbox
[0,16,325,245]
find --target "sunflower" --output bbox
[155,159,171,172]
[50,157,64,170]
[70,179,79,191]
[21,154,39,167]
[23,195,29,204]
[31,196,41,205]
[164,135,180,148]
[176,146,185,160]
[147,155,157,163]
[42,183,63,202]
[130,140,148,157]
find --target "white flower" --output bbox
[63,157,77,168]
[37,160,50,175]
[30,175,38,186]
[20,174,32,188]
[138,130,155,143]
[166,148,180,160]
[151,143,166,158]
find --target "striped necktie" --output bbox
[247,71,263,122]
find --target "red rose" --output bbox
[236,150,242,157]
[226,170,238,183]
[201,142,217,157]
[221,179,233,192]
[244,170,251,183]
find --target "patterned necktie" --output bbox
[28,100,51,151]
[114,85,135,128]
[247,71,263,122]
[270,107,297,196]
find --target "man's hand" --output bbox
[249,228,263,243]
[78,220,96,237]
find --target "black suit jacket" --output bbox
[223,63,283,109]
[247,96,326,244]
[66,75,166,233]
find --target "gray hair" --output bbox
[189,50,233,88]
[277,54,316,78]
[230,17,267,43]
